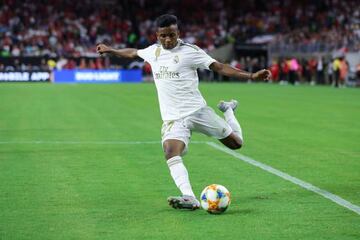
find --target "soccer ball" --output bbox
[200,184,231,214]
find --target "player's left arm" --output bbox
[209,62,271,81]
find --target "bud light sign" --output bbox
[53,69,142,83]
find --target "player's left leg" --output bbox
[186,106,242,149]
[219,132,242,150]
[187,104,243,150]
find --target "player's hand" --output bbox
[252,69,272,81]
[96,43,112,55]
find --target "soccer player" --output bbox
[96,14,271,210]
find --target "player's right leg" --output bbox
[217,100,243,149]
[161,121,200,210]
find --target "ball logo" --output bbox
[200,184,231,214]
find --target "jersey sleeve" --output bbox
[137,45,155,63]
[191,48,217,70]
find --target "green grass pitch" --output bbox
[0,83,359,239]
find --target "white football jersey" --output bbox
[137,40,217,121]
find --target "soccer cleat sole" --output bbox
[167,198,199,210]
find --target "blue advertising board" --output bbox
[0,71,50,82]
[53,69,142,83]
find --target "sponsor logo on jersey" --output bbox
[154,66,180,80]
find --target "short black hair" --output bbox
[156,14,178,28]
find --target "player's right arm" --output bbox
[96,43,138,59]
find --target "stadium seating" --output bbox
[0,0,359,84]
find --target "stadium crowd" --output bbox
[0,0,359,57]
[0,0,359,84]
[227,55,357,87]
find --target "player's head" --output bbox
[155,14,179,50]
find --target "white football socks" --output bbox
[167,156,195,198]
[224,108,243,141]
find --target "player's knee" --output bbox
[229,138,243,150]
[229,141,242,150]
[220,134,243,150]
[164,147,181,160]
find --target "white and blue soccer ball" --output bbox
[200,184,231,214]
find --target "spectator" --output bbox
[269,60,279,82]
[288,58,300,85]
[78,58,87,69]
[333,57,342,87]
[327,59,334,85]
[316,56,325,85]
[308,58,317,84]
[340,58,349,86]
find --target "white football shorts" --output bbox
[161,106,233,155]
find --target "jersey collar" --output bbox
[161,39,182,51]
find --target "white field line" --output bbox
[0,140,207,145]
[0,140,161,145]
[1,139,359,215]
[206,141,360,216]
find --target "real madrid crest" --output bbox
[173,55,179,64]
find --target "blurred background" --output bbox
[0,0,359,86]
